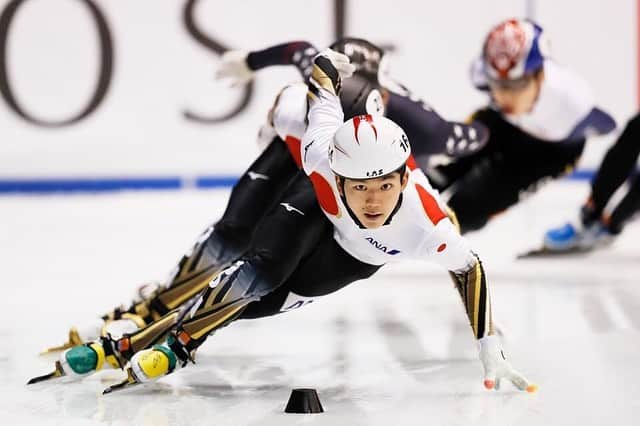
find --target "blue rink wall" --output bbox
[0,175,238,194]
[0,170,594,194]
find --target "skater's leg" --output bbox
[589,114,640,218]
[544,115,640,251]
[173,173,328,351]
[126,137,301,319]
[113,174,332,387]
[44,139,300,354]
[239,235,380,319]
[606,173,640,234]
[214,136,300,246]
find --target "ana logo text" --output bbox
[365,237,401,255]
[366,169,384,177]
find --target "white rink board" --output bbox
[0,182,639,425]
[0,0,636,178]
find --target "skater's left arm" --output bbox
[429,218,536,392]
[566,107,617,140]
[428,218,492,339]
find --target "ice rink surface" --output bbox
[0,180,638,425]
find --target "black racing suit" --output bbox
[427,104,617,234]
[194,41,491,314]
[428,108,587,234]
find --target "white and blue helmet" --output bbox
[483,19,551,82]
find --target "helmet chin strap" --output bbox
[336,176,365,229]
[383,193,403,225]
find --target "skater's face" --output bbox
[489,70,543,116]
[338,171,408,228]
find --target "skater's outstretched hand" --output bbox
[316,48,356,80]
[215,50,253,86]
[310,49,355,96]
[478,335,537,392]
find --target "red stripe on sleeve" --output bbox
[415,183,447,224]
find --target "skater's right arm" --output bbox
[301,50,354,174]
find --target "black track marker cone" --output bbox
[284,388,324,413]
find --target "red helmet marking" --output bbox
[485,19,527,79]
[415,183,447,225]
[353,115,377,145]
[284,135,302,168]
[310,172,339,215]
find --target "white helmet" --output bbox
[330,115,411,179]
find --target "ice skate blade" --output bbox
[103,368,139,394]
[27,361,65,385]
[517,246,591,259]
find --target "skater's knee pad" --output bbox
[203,229,246,266]
[207,260,277,301]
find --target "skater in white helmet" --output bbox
[38,37,489,358]
[62,50,534,395]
